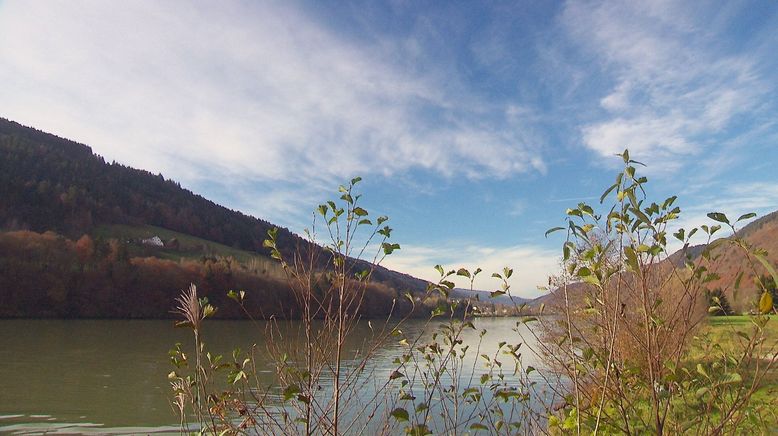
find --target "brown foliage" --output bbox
[0,229,420,319]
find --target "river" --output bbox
[0,317,546,434]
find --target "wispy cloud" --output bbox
[560,0,773,172]
[0,0,545,225]
[0,0,774,290]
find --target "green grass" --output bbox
[698,315,777,364]
[92,224,277,267]
[703,315,778,422]
[707,314,775,327]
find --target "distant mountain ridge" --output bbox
[532,209,778,312]
[0,117,427,298]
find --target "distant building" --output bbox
[141,236,164,247]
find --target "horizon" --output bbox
[2,1,777,297]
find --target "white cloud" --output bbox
[561,0,770,171]
[382,243,560,298]
[0,0,544,225]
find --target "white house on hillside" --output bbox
[141,236,164,247]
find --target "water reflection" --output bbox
[0,318,546,433]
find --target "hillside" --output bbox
[700,210,778,312]
[534,210,778,313]
[0,117,427,318]
[450,288,533,306]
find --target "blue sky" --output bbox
[1,0,777,297]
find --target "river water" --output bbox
[0,317,546,434]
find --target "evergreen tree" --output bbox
[705,288,733,316]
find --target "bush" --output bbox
[169,152,778,434]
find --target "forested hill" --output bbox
[0,117,290,253]
[0,117,427,304]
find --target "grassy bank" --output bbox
[691,316,778,429]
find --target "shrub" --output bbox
[169,152,777,434]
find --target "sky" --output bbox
[1,0,777,297]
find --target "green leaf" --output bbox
[456,268,471,278]
[736,212,756,222]
[283,385,300,402]
[390,407,409,422]
[754,252,778,296]
[707,212,729,225]
[696,363,709,379]
[440,280,455,289]
[545,226,564,237]
[470,423,488,431]
[353,206,368,216]
[202,304,216,318]
[759,292,773,314]
[227,290,245,303]
[626,190,638,209]
[734,271,744,290]
[624,246,639,272]
[407,424,431,435]
[563,242,572,262]
[350,176,362,185]
[630,207,651,225]
[721,372,742,385]
[600,183,618,204]
[382,242,401,255]
[582,274,600,286]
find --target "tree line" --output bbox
[0,229,431,319]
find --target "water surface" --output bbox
[0,318,543,434]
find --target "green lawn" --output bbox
[695,315,778,429]
[699,314,777,366]
[92,224,278,267]
[707,314,775,327]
